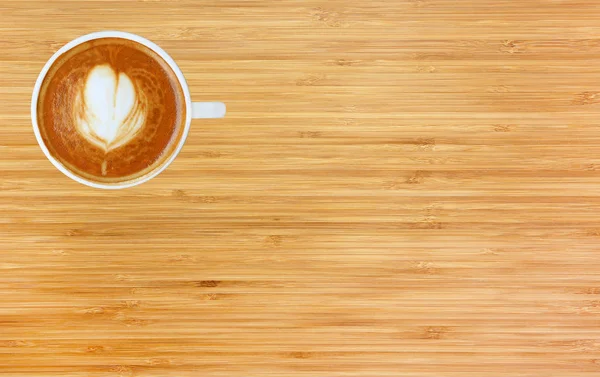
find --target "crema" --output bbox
[36,37,186,184]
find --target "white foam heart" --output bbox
[74,64,145,151]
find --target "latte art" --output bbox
[74,64,147,151]
[36,37,186,184]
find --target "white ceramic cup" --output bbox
[31,31,226,189]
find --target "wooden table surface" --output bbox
[2,1,600,376]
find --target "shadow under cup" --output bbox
[34,36,188,187]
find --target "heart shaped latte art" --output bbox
[74,64,146,151]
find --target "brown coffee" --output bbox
[37,37,186,184]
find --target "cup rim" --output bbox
[31,31,193,189]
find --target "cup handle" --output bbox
[192,102,226,119]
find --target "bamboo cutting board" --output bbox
[2,1,600,376]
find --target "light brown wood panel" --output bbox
[2,0,600,376]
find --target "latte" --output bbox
[36,37,186,184]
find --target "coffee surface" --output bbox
[37,37,186,184]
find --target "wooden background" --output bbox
[2,1,600,376]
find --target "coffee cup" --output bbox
[31,31,226,189]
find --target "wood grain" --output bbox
[2,1,600,376]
